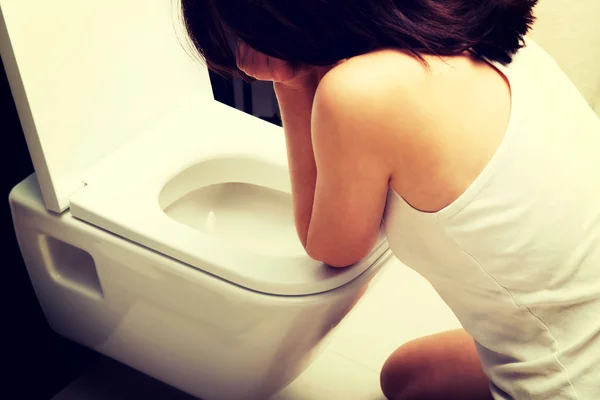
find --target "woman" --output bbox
[180,0,600,398]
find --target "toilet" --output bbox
[1,1,391,399]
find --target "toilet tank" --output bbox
[530,0,600,115]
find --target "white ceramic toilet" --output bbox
[1,1,391,399]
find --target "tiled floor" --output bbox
[53,260,462,400]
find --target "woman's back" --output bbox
[383,38,600,399]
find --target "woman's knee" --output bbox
[380,339,434,400]
[380,329,492,400]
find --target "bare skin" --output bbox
[236,42,511,399]
[380,329,494,400]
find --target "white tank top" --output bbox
[383,38,600,399]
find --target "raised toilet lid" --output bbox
[0,0,213,213]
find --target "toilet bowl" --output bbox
[11,174,390,400]
[2,1,392,399]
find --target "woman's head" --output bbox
[181,0,538,77]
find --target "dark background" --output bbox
[1,59,277,399]
[2,57,98,400]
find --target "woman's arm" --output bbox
[236,41,323,249]
[238,44,392,267]
[275,65,393,267]
[274,66,337,248]
[274,80,319,248]
[302,68,393,267]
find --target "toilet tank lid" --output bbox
[0,0,213,213]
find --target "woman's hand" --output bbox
[236,41,335,89]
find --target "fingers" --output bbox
[270,57,296,82]
[235,40,298,82]
[236,41,266,79]
[236,41,255,74]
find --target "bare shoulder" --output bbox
[312,49,432,155]
[313,48,509,148]
[314,49,428,117]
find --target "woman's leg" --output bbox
[380,329,494,400]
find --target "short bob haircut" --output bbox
[180,0,538,78]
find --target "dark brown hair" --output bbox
[180,0,538,77]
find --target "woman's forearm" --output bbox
[274,80,319,248]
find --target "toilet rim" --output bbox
[69,97,390,296]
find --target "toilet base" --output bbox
[10,175,391,400]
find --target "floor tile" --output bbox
[272,350,386,400]
[326,261,462,372]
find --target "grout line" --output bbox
[330,350,382,374]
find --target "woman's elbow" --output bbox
[304,241,371,268]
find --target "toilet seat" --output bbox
[69,95,390,295]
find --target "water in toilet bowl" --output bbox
[163,182,305,257]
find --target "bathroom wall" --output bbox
[529,0,600,116]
